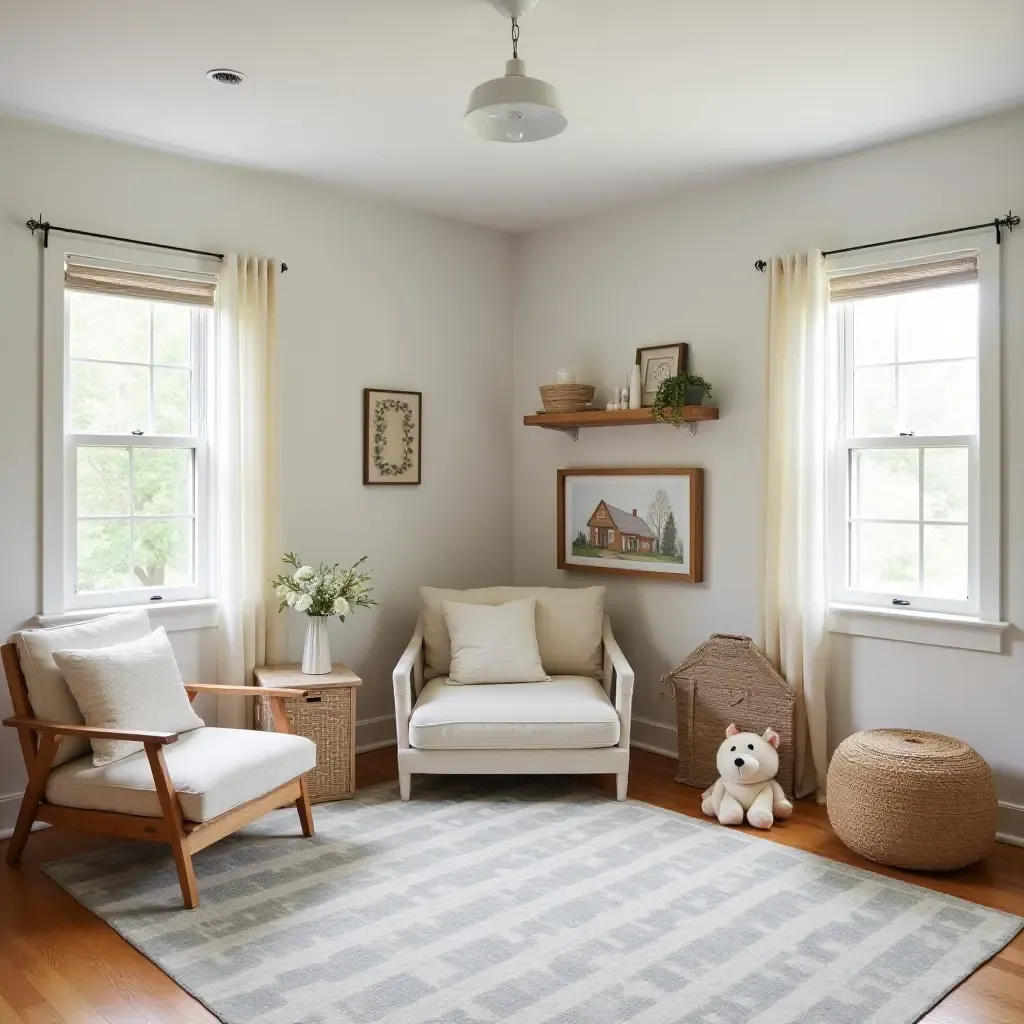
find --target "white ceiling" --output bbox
[3,0,1023,231]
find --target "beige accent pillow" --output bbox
[442,598,550,685]
[419,586,605,680]
[14,610,154,765]
[52,628,205,766]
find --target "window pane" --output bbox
[153,304,192,367]
[851,448,918,521]
[77,447,129,516]
[923,524,968,598]
[852,522,919,593]
[70,361,149,433]
[77,519,132,593]
[153,368,191,435]
[852,298,896,366]
[133,519,194,587]
[68,292,150,363]
[897,285,978,363]
[897,359,976,435]
[923,447,968,522]
[853,366,895,435]
[132,449,193,515]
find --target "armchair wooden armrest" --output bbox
[185,683,311,699]
[602,615,635,750]
[393,620,424,750]
[2,716,179,745]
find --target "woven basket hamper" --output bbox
[827,729,996,871]
[663,634,796,800]
[255,681,356,803]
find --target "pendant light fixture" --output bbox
[464,0,567,144]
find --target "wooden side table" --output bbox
[254,664,361,802]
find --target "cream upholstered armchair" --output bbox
[2,611,316,909]
[392,587,634,801]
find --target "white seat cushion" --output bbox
[408,676,620,750]
[45,727,316,823]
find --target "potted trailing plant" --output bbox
[271,552,377,674]
[652,373,714,425]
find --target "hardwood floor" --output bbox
[1,747,1022,1023]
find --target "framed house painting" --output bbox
[635,343,689,407]
[363,388,422,485]
[557,467,704,582]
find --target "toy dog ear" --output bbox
[725,723,740,737]
[763,728,780,749]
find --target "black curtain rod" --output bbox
[26,217,288,273]
[753,210,1019,272]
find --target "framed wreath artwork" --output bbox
[363,389,422,485]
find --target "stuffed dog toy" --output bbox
[701,723,793,829]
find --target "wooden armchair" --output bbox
[2,643,316,909]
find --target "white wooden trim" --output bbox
[36,597,219,633]
[829,602,1008,653]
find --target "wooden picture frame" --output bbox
[635,343,689,407]
[557,467,704,583]
[363,388,422,485]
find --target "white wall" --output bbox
[0,115,514,833]
[512,107,1024,812]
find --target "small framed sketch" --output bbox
[557,467,703,583]
[363,389,422,485]
[635,343,689,407]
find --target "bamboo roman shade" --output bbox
[65,261,216,307]
[829,256,978,303]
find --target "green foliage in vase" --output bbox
[270,552,377,621]
[652,374,714,426]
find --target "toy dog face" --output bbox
[716,724,781,785]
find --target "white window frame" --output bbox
[825,231,1004,647]
[42,238,217,620]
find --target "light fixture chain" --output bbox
[511,17,520,59]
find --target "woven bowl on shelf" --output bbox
[538,384,595,413]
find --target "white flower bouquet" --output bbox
[271,552,377,621]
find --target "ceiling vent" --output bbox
[206,69,246,86]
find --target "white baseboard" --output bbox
[997,800,1024,847]
[355,715,396,753]
[0,790,50,841]
[629,716,677,759]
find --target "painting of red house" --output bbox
[586,501,656,554]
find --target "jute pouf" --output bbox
[827,729,997,871]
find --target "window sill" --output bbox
[37,598,219,634]
[828,603,1009,654]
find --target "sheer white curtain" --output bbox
[213,255,284,727]
[764,251,830,801]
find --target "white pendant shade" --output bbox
[464,58,567,143]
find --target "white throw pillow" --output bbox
[14,610,154,765]
[442,598,550,685]
[52,628,205,766]
[418,586,605,680]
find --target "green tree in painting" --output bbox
[662,510,679,562]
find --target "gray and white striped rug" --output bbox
[42,779,1021,1024]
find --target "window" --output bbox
[827,236,1000,625]
[43,246,217,614]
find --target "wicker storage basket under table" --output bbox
[253,664,361,803]
[662,633,796,800]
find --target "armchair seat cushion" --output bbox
[45,726,316,823]
[408,676,620,751]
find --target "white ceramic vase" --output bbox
[302,615,332,675]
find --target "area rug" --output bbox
[42,778,1022,1024]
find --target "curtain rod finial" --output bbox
[754,259,767,273]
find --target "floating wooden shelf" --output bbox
[523,406,719,439]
